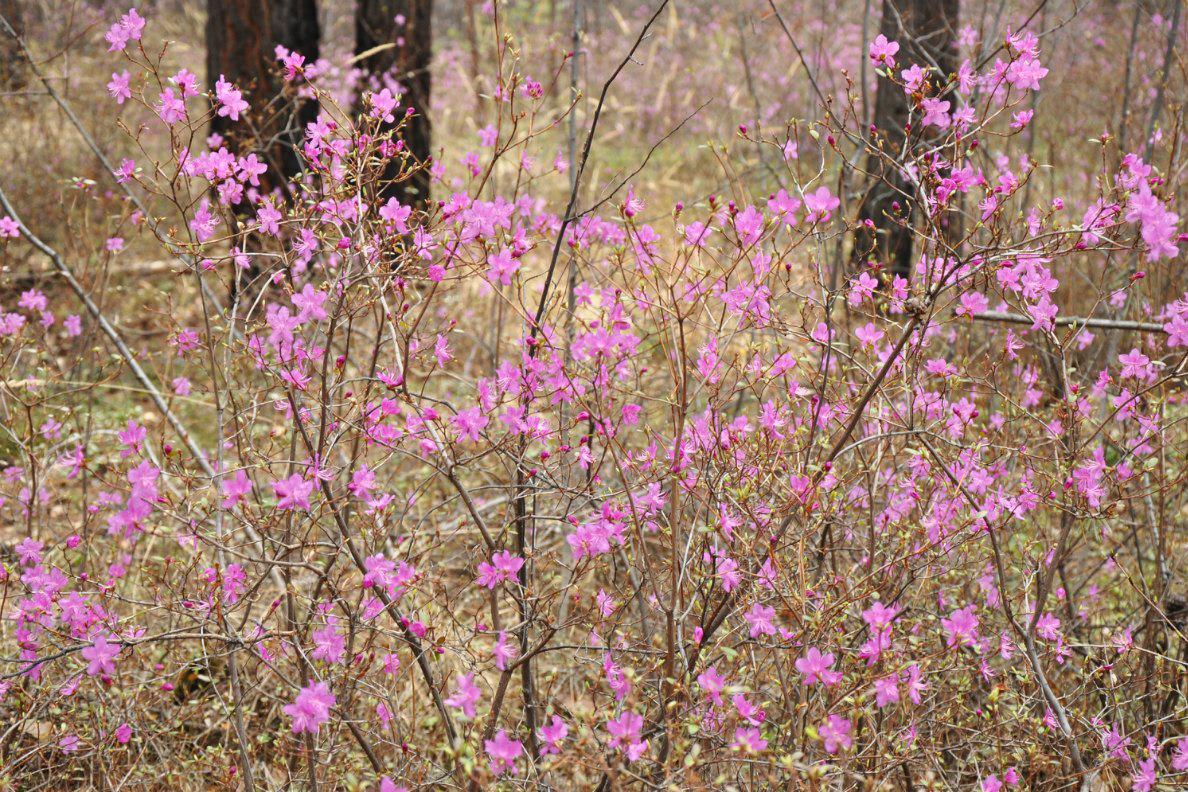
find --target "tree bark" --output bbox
[853,0,958,280]
[0,0,26,90]
[206,0,320,186]
[356,0,433,208]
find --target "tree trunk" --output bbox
[356,0,433,208]
[853,0,958,280]
[0,0,26,90]
[206,0,320,187]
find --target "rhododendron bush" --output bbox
[1,2,1188,790]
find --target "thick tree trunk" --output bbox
[0,0,26,90]
[356,0,433,208]
[206,0,320,186]
[853,0,958,280]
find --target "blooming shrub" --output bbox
[1,3,1187,791]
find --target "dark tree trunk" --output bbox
[853,0,959,280]
[206,0,320,187]
[356,0,433,208]
[0,0,26,90]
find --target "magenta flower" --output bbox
[484,729,523,776]
[220,469,253,509]
[696,665,727,705]
[537,715,568,756]
[869,34,899,68]
[803,186,840,223]
[475,550,525,589]
[607,710,643,748]
[796,647,842,686]
[492,630,517,671]
[81,634,120,677]
[942,605,980,648]
[819,713,853,754]
[214,75,249,121]
[444,673,481,718]
[732,726,767,753]
[107,71,132,104]
[273,474,315,511]
[744,602,776,638]
[873,676,900,708]
[312,617,345,664]
[284,681,336,734]
[453,407,489,444]
[105,8,146,51]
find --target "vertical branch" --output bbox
[563,0,585,336]
[1144,0,1183,160]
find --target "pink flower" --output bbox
[942,605,980,648]
[105,8,146,52]
[874,676,900,707]
[684,221,709,247]
[734,205,764,247]
[538,715,568,756]
[803,186,840,223]
[869,34,899,68]
[256,204,282,237]
[82,634,120,676]
[369,88,399,122]
[607,710,645,755]
[312,617,345,664]
[107,70,132,104]
[220,469,253,509]
[920,97,951,128]
[273,474,315,511]
[484,729,523,775]
[214,75,249,121]
[819,713,853,754]
[475,550,525,589]
[291,283,328,324]
[1006,57,1048,91]
[901,64,928,92]
[1131,757,1157,792]
[487,247,521,286]
[379,198,412,234]
[744,602,776,638]
[957,291,990,317]
[492,630,517,671]
[171,68,199,98]
[156,89,186,125]
[732,726,768,753]
[855,322,885,347]
[444,673,482,718]
[796,647,842,686]
[1118,348,1151,380]
[115,723,133,744]
[1171,737,1188,770]
[697,665,727,704]
[453,407,489,443]
[284,681,336,734]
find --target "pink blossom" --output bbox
[819,713,853,754]
[796,646,842,686]
[81,634,120,676]
[484,729,523,775]
[869,34,899,68]
[444,673,482,718]
[284,681,336,734]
